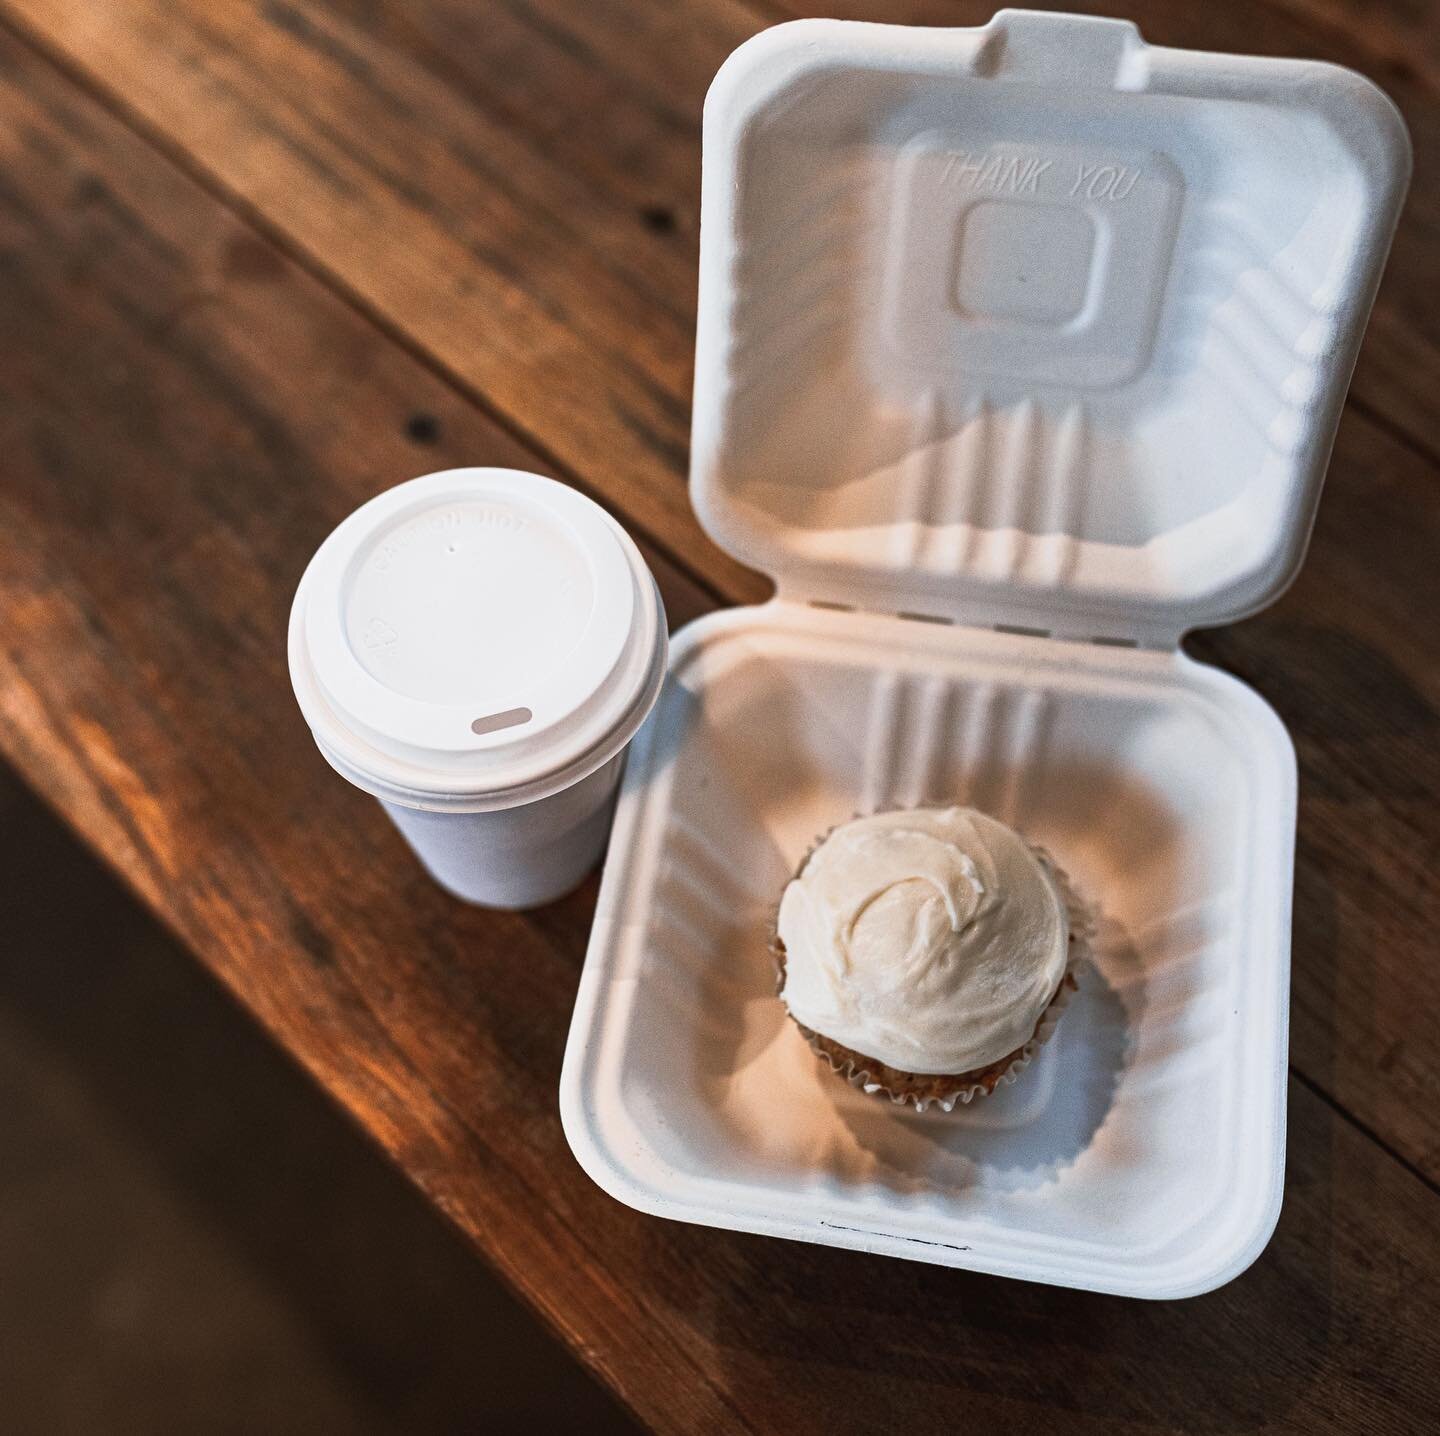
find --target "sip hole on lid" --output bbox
[471,707,533,736]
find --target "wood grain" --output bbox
[0,3,1438,1433]
[0,0,767,604]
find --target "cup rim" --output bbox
[289,470,668,813]
[295,594,666,812]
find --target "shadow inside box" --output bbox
[833,921,1138,1196]
[690,907,1138,1197]
[646,746,1191,1205]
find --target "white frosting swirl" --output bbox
[777,807,1068,1075]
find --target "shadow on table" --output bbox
[0,764,638,1436]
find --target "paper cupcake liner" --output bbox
[772,821,1095,1114]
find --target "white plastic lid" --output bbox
[289,469,667,811]
[692,10,1410,644]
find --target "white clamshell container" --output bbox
[560,11,1409,1296]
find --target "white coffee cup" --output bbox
[288,468,667,908]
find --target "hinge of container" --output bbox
[801,598,1169,651]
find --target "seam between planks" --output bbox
[1346,392,1440,475]
[1291,1065,1440,1202]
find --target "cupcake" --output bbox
[774,806,1082,1110]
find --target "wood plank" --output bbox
[1192,410,1440,1183]
[304,0,1440,462]
[0,0,769,604]
[0,15,1438,1436]
[1293,0,1440,90]
[318,0,1440,464]
[321,0,753,219]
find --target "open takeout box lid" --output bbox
[690,9,1409,646]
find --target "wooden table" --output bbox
[1,2,1436,1430]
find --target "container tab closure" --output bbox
[977,9,1147,90]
